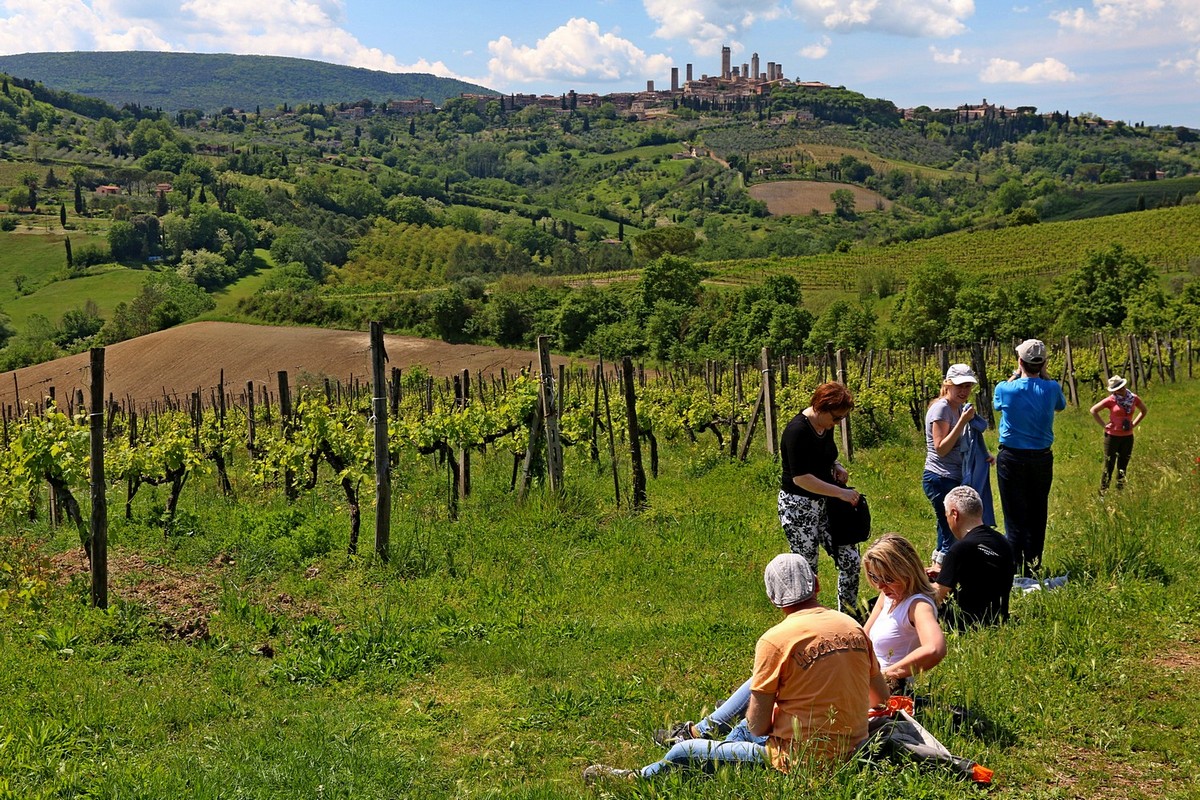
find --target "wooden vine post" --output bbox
[456,368,470,499]
[1061,336,1079,407]
[600,364,621,508]
[622,356,647,510]
[760,346,778,456]
[89,347,108,609]
[537,336,564,492]
[835,348,853,462]
[370,322,390,560]
[1097,332,1111,384]
[969,341,994,427]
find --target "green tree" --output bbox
[830,188,856,218]
[1052,245,1154,335]
[15,170,38,210]
[632,225,698,261]
[637,255,708,309]
[806,300,876,352]
[107,220,142,260]
[429,287,472,341]
[890,259,961,349]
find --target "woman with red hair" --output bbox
[777,382,863,615]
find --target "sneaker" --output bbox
[582,764,637,785]
[652,720,699,747]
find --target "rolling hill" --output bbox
[0,51,497,112]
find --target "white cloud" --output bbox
[487,18,672,85]
[799,35,831,58]
[1051,0,1166,33]
[930,45,966,64]
[1162,48,1200,81]
[790,0,975,38]
[0,0,468,78]
[980,56,1077,83]
[643,1,785,54]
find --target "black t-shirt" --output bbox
[936,524,1015,630]
[780,411,838,498]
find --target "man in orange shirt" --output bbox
[584,554,888,785]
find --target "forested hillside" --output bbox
[0,52,496,111]
[1,63,1199,372]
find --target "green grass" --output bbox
[200,249,279,321]
[0,229,106,298]
[3,372,1200,798]
[3,267,151,330]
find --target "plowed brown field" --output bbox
[0,322,582,409]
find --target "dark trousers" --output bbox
[996,446,1054,578]
[1102,434,1134,490]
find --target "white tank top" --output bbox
[871,593,937,669]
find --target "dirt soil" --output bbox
[0,321,584,409]
[748,180,892,216]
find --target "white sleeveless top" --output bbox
[871,593,937,669]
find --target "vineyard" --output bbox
[707,203,1200,292]
[6,328,1194,572]
[4,326,1200,798]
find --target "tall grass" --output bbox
[2,377,1199,798]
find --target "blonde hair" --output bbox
[862,534,936,600]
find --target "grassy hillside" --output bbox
[0,51,498,111]
[4,268,150,330]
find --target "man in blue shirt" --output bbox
[992,339,1067,577]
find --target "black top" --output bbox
[935,524,1015,630]
[780,411,838,498]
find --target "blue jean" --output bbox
[694,679,760,739]
[922,471,960,556]
[996,446,1053,577]
[641,719,767,777]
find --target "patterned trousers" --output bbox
[778,490,861,615]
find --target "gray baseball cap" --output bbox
[1015,339,1046,365]
[763,553,816,608]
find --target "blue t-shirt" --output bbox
[992,377,1066,449]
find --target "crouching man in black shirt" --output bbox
[927,486,1015,631]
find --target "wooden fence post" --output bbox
[1097,332,1111,384]
[622,356,647,510]
[456,368,470,499]
[1062,336,1079,407]
[761,346,778,456]
[600,366,620,508]
[835,348,853,462]
[970,341,994,428]
[370,323,390,560]
[537,336,564,492]
[89,348,107,610]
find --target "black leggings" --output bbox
[1102,434,1134,489]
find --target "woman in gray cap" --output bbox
[1089,374,1147,493]
[923,363,993,567]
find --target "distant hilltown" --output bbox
[310,45,1118,129]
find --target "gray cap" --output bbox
[1015,339,1046,365]
[763,553,816,607]
[945,363,978,385]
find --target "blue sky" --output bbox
[1,1,1198,126]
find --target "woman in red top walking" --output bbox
[1089,375,1147,493]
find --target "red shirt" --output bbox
[1097,393,1138,436]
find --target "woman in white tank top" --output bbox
[862,534,947,692]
